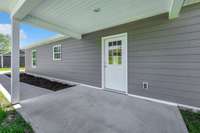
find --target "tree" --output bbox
[0,33,10,55]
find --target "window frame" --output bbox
[31,49,37,68]
[53,44,62,61]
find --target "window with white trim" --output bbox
[32,49,37,68]
[53,44,62,60]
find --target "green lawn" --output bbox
[180,109,200,133]
[0,68,11,72]
[0,68,25,72]
[0,92,34,133]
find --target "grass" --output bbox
[180,109,200,133]
[0,68,11,72]
[0,92,34,133]
[0,68,25,72]
[0,92,11,108]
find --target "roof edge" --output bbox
[22,35,69,50]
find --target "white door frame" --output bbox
[101,33,128,93]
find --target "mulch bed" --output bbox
[5,73,75,91]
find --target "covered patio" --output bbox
[1,0,200,132]
[0,0,200,103]
[18,85,188,133]
[0,71,188,133]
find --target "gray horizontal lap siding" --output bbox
[25,38,102,87]
[3,56,11,68]
[128,4,200,107]
[25,4,200,107]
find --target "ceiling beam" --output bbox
[169,0,185,19]
[11,0,43,20]
[23,15,82,39]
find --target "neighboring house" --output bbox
[24,3,200,108]
[0,50,25,68]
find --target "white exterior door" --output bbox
[103,33,127,93]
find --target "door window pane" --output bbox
[117,47,122,64]
[108,40,122,65]
[109,42,112,47]
[113,48,118,64]
[113,41,117,46]
[117,40,121,46]
[108,42,113,64]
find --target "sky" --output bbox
[0,12,58,48]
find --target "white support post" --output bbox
[1,54,3,68]
[11,17,20,104]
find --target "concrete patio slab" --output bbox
[0,74,52,101]
[18,85,188,133]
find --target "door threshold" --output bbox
[104,88,127,95]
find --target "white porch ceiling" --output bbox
[0,0,200,39]
[26,0,171,34]
[0,0,17,13]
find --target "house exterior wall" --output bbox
[2,56,10,68]
[25,39,101,87]
[25,4,200,107]
[0,56,25,68]
[20,56,25,67]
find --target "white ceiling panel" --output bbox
[28,0,171,34]
[0,0,17,13]
[2,0,199,38]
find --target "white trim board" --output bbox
[128,94,200,112]
[101,33,128,93]
[25,72,200,111]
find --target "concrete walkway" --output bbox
[0,74,52,100]
[18,85,188,133]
